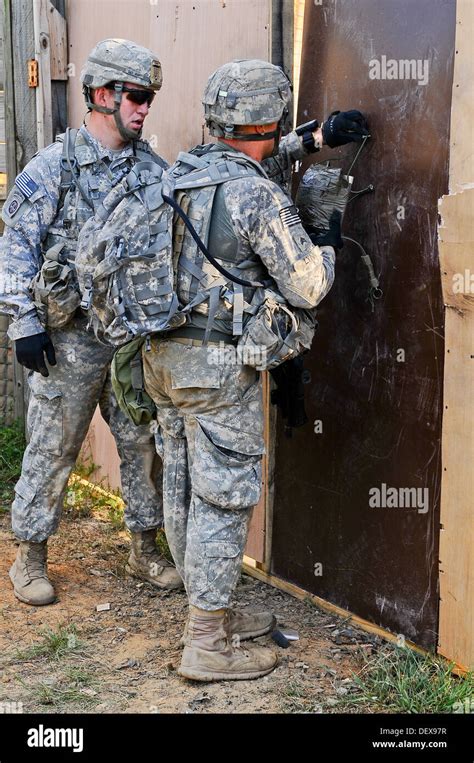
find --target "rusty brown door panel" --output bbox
[271,0,456,648]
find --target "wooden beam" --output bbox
[10,0,37,167]
[3,0,26,427]
[33,0,53,148]
[437,0,474,672]
[48,1,67,81]
[50,0,67,139]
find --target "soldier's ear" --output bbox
[255,122,277,135]
[92,86,109,107]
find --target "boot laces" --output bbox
[26,546,48,580]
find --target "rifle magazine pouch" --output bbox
[237,289,317,371]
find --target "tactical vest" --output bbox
[169,144,270,340]
[32,127,165,330]
[46,127,164,256]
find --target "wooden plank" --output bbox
[68,0,272,163]
[50,0,67,139]
[48,1,67,80]
[33,0,53,148]
[3,0,27,427]
[293,0,306,118]
[80,408,122,491]
[11,0,37,167]
[4,0,18,181]
[246,372,270,563]
[438,192,474,670]
[437,0,474,671]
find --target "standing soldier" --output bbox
[0,39,183,606]
[142,60,366,680]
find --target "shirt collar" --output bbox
[80,125,134,162]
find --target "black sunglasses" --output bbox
[107,84,155,107]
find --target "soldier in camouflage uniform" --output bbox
[0,39,182,606]
[142,59,368,681]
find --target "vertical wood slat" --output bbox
[33,0,53,148]
[48,2,68,80]
[437,0,474,669]
[9,0,37,167]
[3,0,31,426]
[50,0,67,141]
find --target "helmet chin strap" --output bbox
[113,110,142,142]
[111,83,142,142]
[83,83,142,142]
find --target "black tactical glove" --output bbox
[15,332,57,377]
[322,110,370,148]
[307,210,344,251]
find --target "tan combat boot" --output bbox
[126,529,183,590]
[180,607,276,645]
[179,606,278,681]
[9,540,56,606]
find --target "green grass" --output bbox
[16,623,82,662]
[32,665,101,709]
[30,679,100,709]
[0,420,25,507]
[348,643,474,713]
[65,459,125,530]
[155,527,172,563]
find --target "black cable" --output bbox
[162,192,264,289]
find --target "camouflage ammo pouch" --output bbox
[31,242,82,330]
[237,289,317,371]
[110,335,156,426]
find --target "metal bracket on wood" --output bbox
[28,59,39,88]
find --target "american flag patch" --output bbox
[15,171,39,199]
[279,205,301,228]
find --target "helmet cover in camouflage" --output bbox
[81,38,162,91]
[203,59,292,137]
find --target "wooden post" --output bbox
[437,0,474,671]
[33,0,53,148]
[3,0,30,427]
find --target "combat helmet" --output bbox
[203,59,292,147]
[80,38,162,141]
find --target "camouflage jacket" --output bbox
[173,138,335,338]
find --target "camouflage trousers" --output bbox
[143,338,265,611]
[12,314,163,542]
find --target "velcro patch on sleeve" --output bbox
[279,205,301,228]
[1,186,30,226]
[5,188,26,217]
[15,171,39,199]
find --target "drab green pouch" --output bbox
[111,336,156,426]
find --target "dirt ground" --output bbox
[0,503,383,715]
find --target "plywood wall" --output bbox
[437,0,474,671]
[273,0,454,651]
[67,0,271,163]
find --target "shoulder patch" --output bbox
[279,205,301,228]
[5,188,26,217]
[15,171,39,199]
